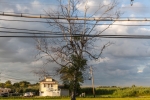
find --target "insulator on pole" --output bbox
[131,0,134,6]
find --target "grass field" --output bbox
[1,98,150,100]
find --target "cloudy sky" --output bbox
[0,0,150,87]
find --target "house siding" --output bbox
[39,77,68,97]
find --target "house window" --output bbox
[41,91,44,93]
[48,84,50,88]
[51,84,53,87]
[44,84,46,87]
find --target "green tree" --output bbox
[5,80,11,84]
[5,80,12,88]
[19,81,30,88]
[132,84,136,88]
[58,55,86,96]
[0,83,5,88]
[13,82,20,88]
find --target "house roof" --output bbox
[39,76,58,83]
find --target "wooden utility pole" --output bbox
[68,0,70,14]
[0,72,1,82]
[68,0,72,39]
[90,66,95,97]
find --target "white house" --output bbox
[39,77,69,96]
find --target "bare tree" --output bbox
[36,0,120,100]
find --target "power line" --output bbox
[0,11,149,18]
[2,73,31,80]
[1,18,150,27]
[0,35,150,39]
[1,75,38,82]
[0,11,63,16]
[1,28,150,39]
[0,26,57,33]
[0,30,66,35]
[0,18,50,23]
[1,12,150,21]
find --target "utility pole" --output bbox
[89,66,95,97]
[68,0,72,41]
[0,72,1,83]
[68,0,70,15]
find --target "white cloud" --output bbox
[137,66,145,73]
[31,0,41,8]
[77,0,119,17]
[16,4,29,13]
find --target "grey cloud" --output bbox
[0,38,35,63]
[88,45,150,86]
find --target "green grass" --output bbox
[1,98,150,100]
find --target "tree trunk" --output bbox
[71,75,77,100]
[71,91,76,100]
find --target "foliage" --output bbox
[0,83,5,88]
[5,80,12,88]
[112,87,150,97]
[58,55,87,95]
[113,88,137,97]
[81,87,118,95]
[96,88,117,95]
[0,80,39,94]
[19,81,30,88]
[13,82,20,88]
[81,86,150,98]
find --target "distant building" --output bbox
[39,77,69,96]
[0,88,11,96]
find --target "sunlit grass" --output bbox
[1,98,150,100]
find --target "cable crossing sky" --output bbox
[1,12,150,21]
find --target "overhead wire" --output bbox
[0,18,150,27]
[0,27,149,39]
[1,11,150,21]
[0,11,63,16]
[0,11,149,18]
[1,75,38,82]
[0,34,149,39]
[0,26,59,33]
[0,30,63,35]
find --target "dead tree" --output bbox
[36,0,120,100]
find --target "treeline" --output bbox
[81,86,150,97]
[81,87,118,95]
[0,80,39,95]
[113,87,150,97]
